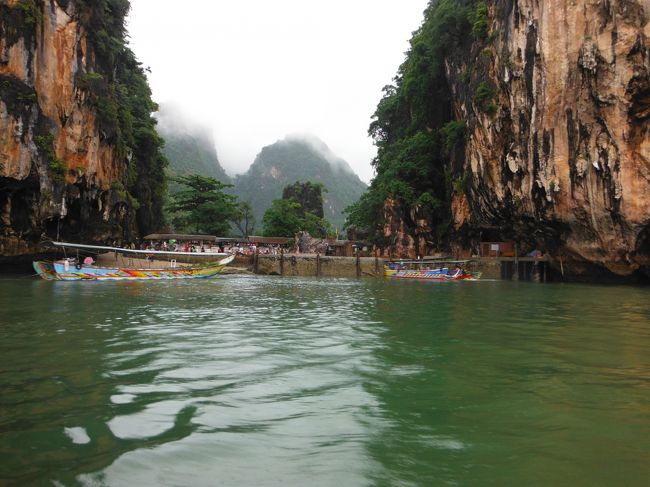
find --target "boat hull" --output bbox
[33,256,234,281]
[33,261,59,280]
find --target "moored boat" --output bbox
[33,241,234,281]
[384,259,481,281]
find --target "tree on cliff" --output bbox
[263,181,331,237]
[281,181,326,218]
[168,175,237,236]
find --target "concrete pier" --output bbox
[240,253,550,281]
[478,256,550,282]
[253,253,384,278]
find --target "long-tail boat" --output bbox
[33,241,234,281]
[384,258,481,281]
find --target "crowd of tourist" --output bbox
[109,239,289,256]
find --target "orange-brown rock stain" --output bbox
[451,0,650,276]
[0,0,124,190]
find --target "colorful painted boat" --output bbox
[33,255,234,281]
[384,259,481,281]
[33,241,235,281]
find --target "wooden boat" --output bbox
[384,259,481,281]
[33,241,235,281]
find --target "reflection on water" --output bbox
[1,277,650,486]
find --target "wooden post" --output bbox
[254,246,259,274]
[375,255,379,275]
[316,252,321,277]
[280,248,284,276]
[356,250,361,278]
[543,261,547,282]
[512,244,519,281]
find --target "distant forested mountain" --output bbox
[156,105,230,190]
[233,136,367,230]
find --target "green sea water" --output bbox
[1,276,649,486]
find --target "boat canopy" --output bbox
[42,241,228,257]
[246,236,293,245]
[143,233,216,241]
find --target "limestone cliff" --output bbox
[0,0,166,262]
[450,0,650,278]
[360,0,649,280]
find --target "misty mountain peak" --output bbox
[155,103,215,144]
[234,135,366,228]
[156,103,230,184]
[258,134,358,176]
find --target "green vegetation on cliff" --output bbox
[74,0,168,235]
[346,0,483,249]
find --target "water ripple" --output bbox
[1,277,650,486]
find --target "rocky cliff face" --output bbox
[446,0,650,279]
[0,0,165,261]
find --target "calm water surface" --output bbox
[1,276,650,486]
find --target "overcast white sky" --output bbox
[126,0,429,183]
